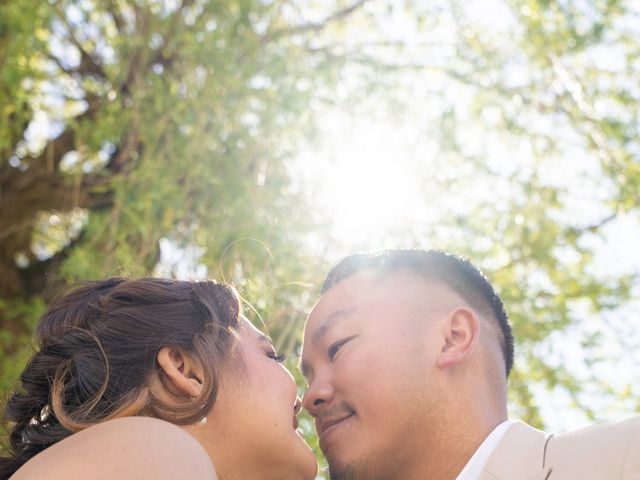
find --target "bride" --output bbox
[0,277,317,479]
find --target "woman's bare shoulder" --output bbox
[12,417,217,480]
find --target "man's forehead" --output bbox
[313,269,394,306]
[303,272,377,332]
[304,269,462,335]
[313,268,445,306]
[305,307,357,344]
[307,271,411,327]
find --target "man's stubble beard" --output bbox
[327,457,368,480]
[328,463,359,480]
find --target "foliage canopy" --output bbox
[1,0,639,468]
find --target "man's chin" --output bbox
[326,456,367,480]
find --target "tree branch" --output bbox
[47,52,78,77]
[105,0,127,33]
[54,3,107,79]
[572,212,618,234]
[148,0,195,67]
[264,0,370,42]
[19,229,87,299]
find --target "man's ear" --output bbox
[437,308,479,369]
[157,346,205,398]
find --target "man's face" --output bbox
[301,269,456,479]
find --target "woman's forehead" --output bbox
[238,316,269,342]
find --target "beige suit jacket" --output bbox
[479,417,640,480]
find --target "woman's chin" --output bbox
[291,436,319,480]
[297,455,319,480]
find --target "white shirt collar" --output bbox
[455,420,513,480]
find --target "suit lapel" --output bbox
[479,421,553,480]
[479,469,552,480]
[524,468,553,480]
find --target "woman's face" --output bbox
[204,318,318,480]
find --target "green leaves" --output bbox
[1,0,639,461]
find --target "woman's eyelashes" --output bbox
[267,350,287,363]
[327,336,356,361]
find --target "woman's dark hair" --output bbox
[0,277,240,478]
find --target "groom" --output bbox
[300,250,640,479]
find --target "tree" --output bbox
[1,0,639,473]
[0,0,367,389]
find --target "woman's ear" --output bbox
[157,346,205,398]
[437,307,480,369]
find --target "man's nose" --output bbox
[302,375,335,415]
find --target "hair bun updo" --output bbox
[1,277,241,479]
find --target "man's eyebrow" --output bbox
[310,307,357,346]
[258,333,273,345]
[299,308,356,378]
[298,307,356,377]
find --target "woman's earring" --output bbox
[199,416,207,425]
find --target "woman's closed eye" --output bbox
[267,350,287,363]
[327,336,357,361]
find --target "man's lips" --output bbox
[316,412,354,438]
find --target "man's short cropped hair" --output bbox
[321,249,515,377]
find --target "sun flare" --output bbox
[295,115,440,250]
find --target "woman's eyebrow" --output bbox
[258,333,274,346]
